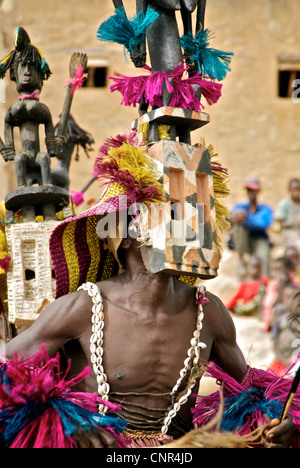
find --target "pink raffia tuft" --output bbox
[0,346,127,448]
[0,256,11,274]
[69,190,84,207]
[192,362,300,447]
[92,131,165,208]
[94,154,164,206]
[96,130,141,160]
[66,65,88,96]
[18,89,40,101]
[108,63,222,112]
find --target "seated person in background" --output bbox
[276,178,300,252]
[285,246,300,286]
[230,177,273,278]
[289,291,300,338]
[226,255,269,316]
[270,288,300,376]
[262,256,298,332]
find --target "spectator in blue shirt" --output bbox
[230,177,273,277]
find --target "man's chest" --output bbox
[89,309,212,395]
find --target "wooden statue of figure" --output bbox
[98,0,227,144]
[99,0,231,129]
[109,0,205,108]
[52,114,94,191]
[112,0,205,71]
[0,27,87,220]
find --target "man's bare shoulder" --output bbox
[203,290,237,338]
[5,289,94,359]
[205,290,227,309]
[94,274,127,299]
[44,288,94,319]
[36,287,96,334]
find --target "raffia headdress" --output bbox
[49,132,165,299]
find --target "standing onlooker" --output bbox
[276,178,300,251]
[230,177,273,278]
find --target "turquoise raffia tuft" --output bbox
[97,6,159,55]
[180,29,233,81]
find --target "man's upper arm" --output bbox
[206,293,248,382]
[5,291,85,360]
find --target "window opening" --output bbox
[278,57,300,98]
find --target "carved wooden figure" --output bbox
[0,27,87,220]
[109,1,205,109]
[52,114,94,190]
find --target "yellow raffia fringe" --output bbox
[0,51,14,67]
[158,125,172,141]
[199,138,231,251]
[178,274,197,286]
[139,122,171,143]
[101,249,117,281]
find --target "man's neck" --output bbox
[122,264,177,314]
[249,200,258,212]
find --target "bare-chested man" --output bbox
[4,234,297,448]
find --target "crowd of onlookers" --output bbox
[226,177,300,376]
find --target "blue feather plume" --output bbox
[50,400,126,437]
[220,387,283,432]
[97,6,159,54]
[0,404,42,447]
[0,398,127,448]
[0,357,127,448]
[180,29,233,81]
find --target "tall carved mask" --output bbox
[137,138,220,279]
